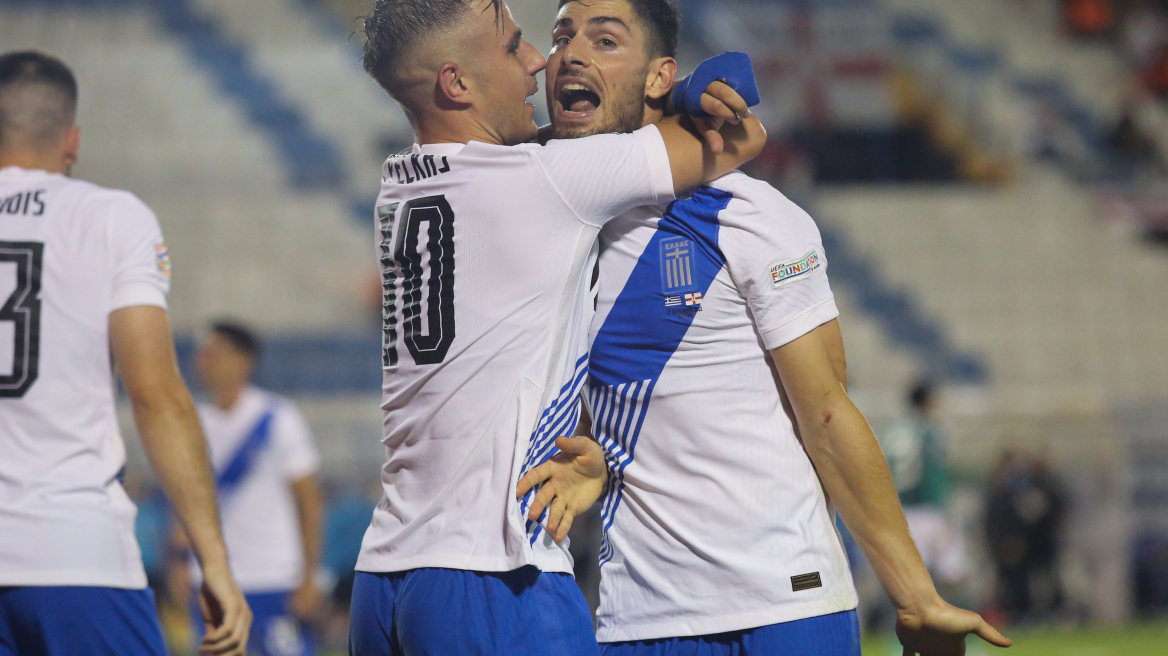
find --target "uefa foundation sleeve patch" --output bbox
[769,250,820,288]
[155,242,171,276]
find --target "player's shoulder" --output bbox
[66,178,156,221]
[705,171,816,231]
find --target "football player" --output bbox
[517,2,1012,655]
[349,1,765,654]
[0,51,250,656]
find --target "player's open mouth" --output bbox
[556,78,602,119]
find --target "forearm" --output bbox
[801,398,937,610]
[135,389,229,571]
[292,476,324,582]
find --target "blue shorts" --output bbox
[190,589,314,656]
[600,610,861,656]
[0,586,167,656]
[349,566,598,656]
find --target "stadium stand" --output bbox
[7,0,1168,629]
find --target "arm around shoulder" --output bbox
[656,113,766,195]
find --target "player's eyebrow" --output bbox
[588,16,631,32]
[507,29,523,52]
[553,16,631,32]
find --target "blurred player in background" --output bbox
[350,0,765,653]
[0,51,250,656]
[881,381,970,588]
[181,321,324,656]
[516,2,1011,655]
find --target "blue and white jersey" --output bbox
[589,172,857,642]
[194,386,319,592]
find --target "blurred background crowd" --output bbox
[3,0,1168,653]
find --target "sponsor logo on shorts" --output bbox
[770,250,820,288]
[791,571,823,592]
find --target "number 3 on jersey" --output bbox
[378,196,456,367]
[0,241,44,398]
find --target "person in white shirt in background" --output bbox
[0,50,250,656]
[181,321,324,656]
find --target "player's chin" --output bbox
[551,107,605,139]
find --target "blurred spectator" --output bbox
[1140,43,1168,97]
[1062,0,1119,38]
[879,381,969,587]
[984,450,1069,624]
[1104,102,1163,181]
[1121,1,1168,68]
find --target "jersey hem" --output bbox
[758,296,839,351]
[596,593,858,643]
[0,570,148,589]
[354,552,574,576]
[110,286,168,312]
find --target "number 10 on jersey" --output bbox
[378,196,456,367]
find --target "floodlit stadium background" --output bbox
[4,0,1168,653]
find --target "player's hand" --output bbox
[516,436,609,543]
[197,562,252,656]
[896,597,1012,656]
[290,578,325,623]
[694,81,751,156]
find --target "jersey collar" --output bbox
[413,143,466,157]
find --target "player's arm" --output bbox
[110,305,251,656]
[289,472,325,621]
[516,398,608,543]
[657,82,767,194]
[769,322,1010,655]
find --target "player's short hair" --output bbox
[558,0,680,59]
[362,0,503,95]
[211,321,261,360]
[0,51,77,151]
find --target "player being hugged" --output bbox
[349,1,766,654]
[516,2,1013,656]
[0,51,250,656]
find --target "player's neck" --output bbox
[413,113,507,147]
[642,105,665,129]
[212,383,247,412]
[0,150,67,174]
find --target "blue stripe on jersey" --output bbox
[215,407,277,499]
[520,352,590,544]
[588,187,732,566]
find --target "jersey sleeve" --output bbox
[104,192,171,311]
[533,124,675,228]
[717,176,838,351]
[274,401,320,481]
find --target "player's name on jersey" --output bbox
[0,189,47,217]
[383,153,452,185]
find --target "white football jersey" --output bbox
[0,166,170,588]
[195,386,320,591]
[356,126,674,575]
[589,172,857,642]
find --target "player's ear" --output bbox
[645,57,678,101]
[62,126,80,170]
[436,62,473,106]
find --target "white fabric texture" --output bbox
[0,166,169,588]
[589,172,857,642]
[357,125,675,575]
